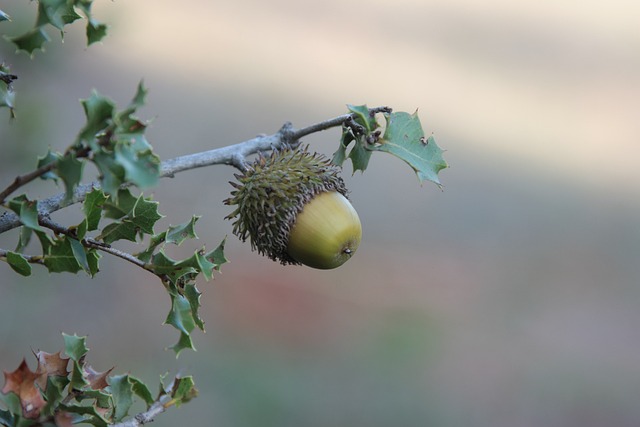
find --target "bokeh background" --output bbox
[2,1,640,426]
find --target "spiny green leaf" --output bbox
[8,195,44,231]
[166,294,198,355]
[114,142,160,189]
[9,27,51,56]
[43,376,70,416]
[116,81,147,122]
[37,0,82,32]
[69,237,90,274]
[37,149,61,182]
[6,251,32,276]
[177,249,215,282]
[135,231,167,263]
[166,216,200,245]
[86,19,107,45]
[347,104,377,132]
[92,151,125,196]
[347,139,373,173]
[15,226,33,253]
[63,333,89,362]
[83,188,108,231]
[169,332,195,356]
[129,376,154,408]
[103,189,137,219]
[208,237,228,271]
[171,376,198,407]
[35,230,54,254]
[86,249,100,276]
[331,127,355,167]
[56,154,84,203]
[43,236,82,273]
[149,251,197,287]
[165,294,196,336]
[69,360,89,390]
[184,283,204,330]
[376,111,448,186]
[98,220,138,245]
[77,91,115,144]
[99,190,163,244]
[109,374,134,422]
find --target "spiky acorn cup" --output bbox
[224,147,362,269]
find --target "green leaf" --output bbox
[103,188,137,219]
[37,0,82,32]
[166,294,197,355]
[82,188,109,231]
[6,251,31,276]
[375,111,448,186]
[15,226,33,253]
[166,216,199,245]
[347,139,373,173]
[148,251,193,283]
[129,376,154,407]
[69,237,90,273]
[86,249,101,276]
[55,154,84,202]
[169,332,195,356]
[69,360,88,390]
[63,333,89,362]
[43,236,82,273]
[98,190,163,244]
[135,231,166,263]
[77,91,115,144]
[93,151,125,196]
[208,237,228,271]
[86,19,107,45]
[37,149,61,182]
[184,283,204,330]
[137,216,201,262]
[347,104,377,132]
[34,230,54,254]
[9,27,51,56]
[116,81,147,122]
[171,376,198,407]
[109,374,134,422]
[8,195,44,231]
[114,142,160,189]
[98,220,138,245]
[331,127,355,167]
[165,294,196,336]
[43,376,70,416]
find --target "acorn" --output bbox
[224,146,362,269]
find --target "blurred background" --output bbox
[1,0,640,426]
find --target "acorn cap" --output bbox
[224,146,348,265]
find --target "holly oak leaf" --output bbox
[85,365,114,391]
[2,359,46,419]
[34,351,70,390]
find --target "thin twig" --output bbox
[112,381,176,427]
[38,216,156,273]
[0,249,44,265]
[0,106,391,234]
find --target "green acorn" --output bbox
[224,146,362,269]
